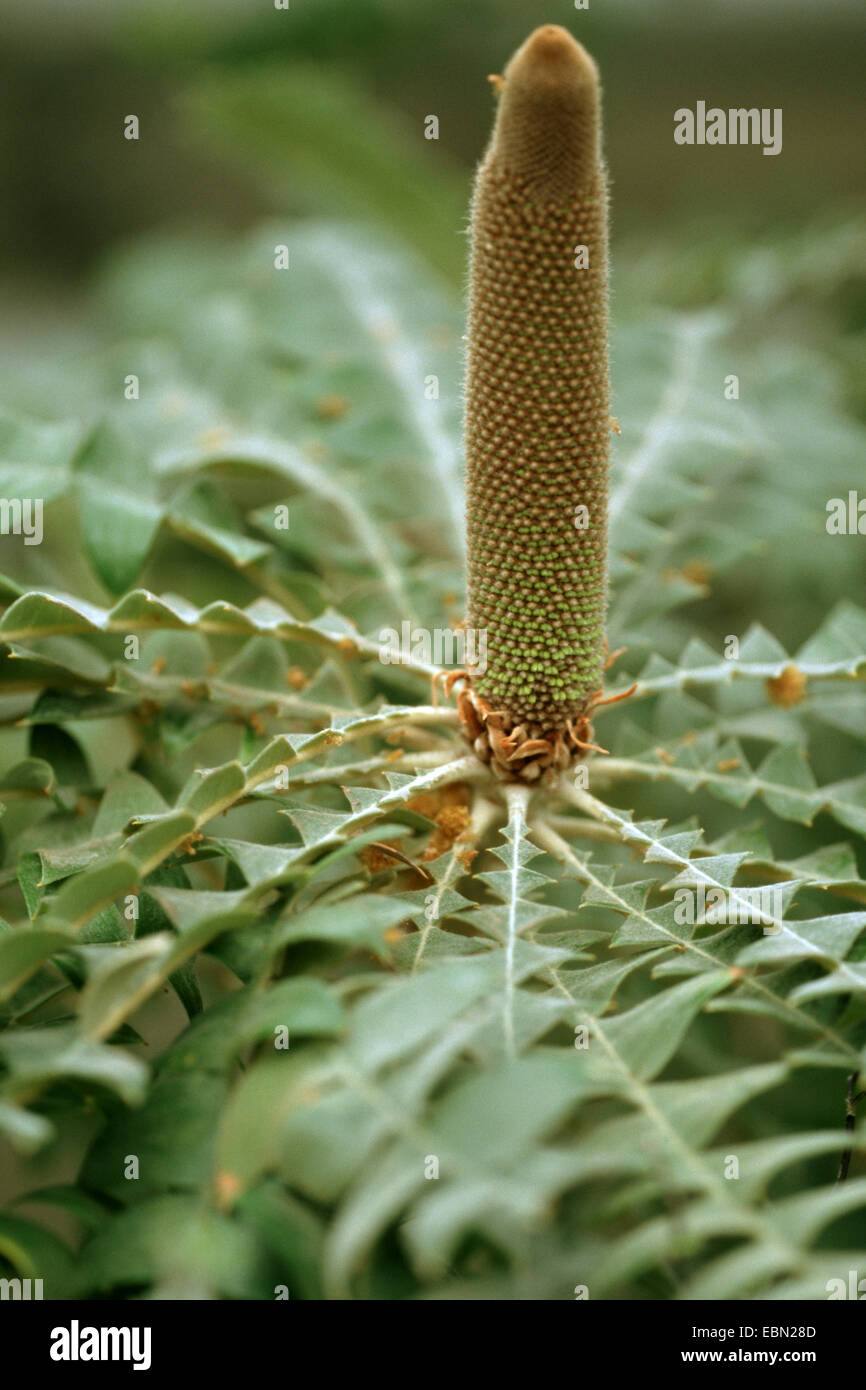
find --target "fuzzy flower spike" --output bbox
[459,24,623,783]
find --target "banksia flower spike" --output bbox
[460,25,624,783]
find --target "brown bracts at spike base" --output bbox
[457,26,630,784]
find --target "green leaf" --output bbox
[81,1070,230,1203]
[73,1195,268,1299]
[163,977,342,1074]
[0,1214,74,1296]
[0,1025,147,1109]
[73,421,163,593]
[0,927,75,1002]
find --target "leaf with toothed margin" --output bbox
[4,212,866,1300]
[281,801,431,854]
[284,807,359,848]
[557,950,671,1014]
[201,838,305,887]
[610,901,695,948]
[599,738,866,835]
[667,854,752,889]
[475,803,570,943]
[339,785,390,815]
[0,589,379,664]
[382,772,416,791]
[595,972,733,1081]
[736,912,866,968]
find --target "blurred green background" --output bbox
[1,0,864,285]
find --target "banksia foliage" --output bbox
[462,25,612,781]
[2,30,866,1308]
